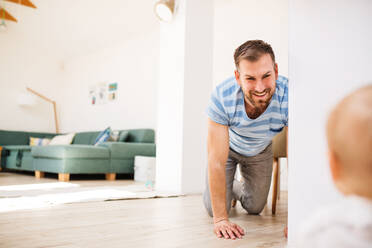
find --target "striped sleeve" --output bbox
[279,77,289,126]
[206,87,229,126]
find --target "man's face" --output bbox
[234,54,278,117]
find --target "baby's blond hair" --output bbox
[327,84,372,178]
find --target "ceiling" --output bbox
[0,0,160,61]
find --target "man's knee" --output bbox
[241,197,267,215]
[245,204,266,215]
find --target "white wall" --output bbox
[288,0,372,243]
[59,30,159,133]
[156,0,213,194]
[214,0,288,86]
[0,35,63,133]
[181,0,213,193]
[0,0,160,133]
[0,59,62,133]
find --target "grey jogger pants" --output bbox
[203,143,273,216]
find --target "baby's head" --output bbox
[326,84,372,199]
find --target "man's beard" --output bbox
[244,88,273,119]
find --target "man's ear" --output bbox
[274,63,278,80]
[328,149,341,182]
[234,70,241,86]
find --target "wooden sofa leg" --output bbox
[106,173,116,181]
[35,171,45,179]
[58,173,70,182]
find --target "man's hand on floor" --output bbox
[213,219,245,239]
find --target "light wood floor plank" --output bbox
[0,172,287,247]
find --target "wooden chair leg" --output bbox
[272,158,279,215]
[106,173,116,181]
[35,171,45,179]
[58,173,70,182]
[278,159,281,200]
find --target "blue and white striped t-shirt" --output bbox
[207,75,288,157]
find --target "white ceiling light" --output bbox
[154,0,175,22]
[17,91,36,106]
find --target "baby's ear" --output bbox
[328,149,341,182]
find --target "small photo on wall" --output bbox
[108,82,118,102]
[97,83,107,104]
[89,87,97,105]
[108,92,116,100]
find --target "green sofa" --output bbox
[0,129,156,181]
[0,130,56,171]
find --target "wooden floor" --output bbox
[0,172,287,248]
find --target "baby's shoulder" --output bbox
[296,198,372,247]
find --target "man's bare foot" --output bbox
[284,226,288,238]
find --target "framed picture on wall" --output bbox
[108,82,118,101]
[89,82,118,105]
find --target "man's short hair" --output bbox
[234,40,275,69]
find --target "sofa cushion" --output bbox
[100,142,156,159]
[118,131,129,142]
[32,145,110,159]
[49,133,75,145]
[0,130,55,146]
[126,129,155,143]
[94,127,111,146]
[0,131,28,146]
[108,130,120,141]
[29,137,51,146]
[72,132,101,145]
[2,146,32,169]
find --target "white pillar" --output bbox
[288,0,372,244]
[155,0,213,194]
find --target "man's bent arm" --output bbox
[207,118,230,223]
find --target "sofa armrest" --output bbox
[99,142,156,159]
[1,148,10,157]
